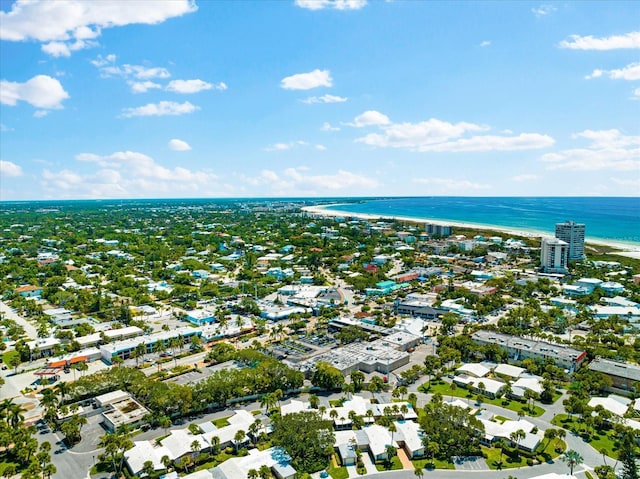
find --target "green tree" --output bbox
[311,361,344,390]
[271,411,335,473]
[619,431,639,479]
[561,449,584,475]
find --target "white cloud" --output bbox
[559,32,640,50]
[0,124,14,131]
[349,110,391,127]
[585,62,640,81]
[121,101,199,118]
[283,167,378,190]
[168,139,191,151]
[301,94,348,104]
[418,133,555,152]
[295,0,367,10]
[632,87,640,100]
[315,144,327,151]
[166,79,214,94]
[480,40,491,47]
[414,177,491,191]
[45,149,219,198]
[355,117,553,152]
[281,69,332,90]
[321,122,340,131]
[264,143,292,152]
[33,110,49,118]
[0,160,23,177]
[511,174,540,182]
[213,82,228,91]
[610,177,640,187]
[541,129,640,171]
[531,4,556,16]
[0,75,69,109]
[1,0,197,56]
[129,81,162,93]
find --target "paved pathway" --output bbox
[0,299,37,339]
[396,448,414,470]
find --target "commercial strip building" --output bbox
[99,326,201,363]
[294,338,411,376]
[471,331,587,372]
[95,390,150,432]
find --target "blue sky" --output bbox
[0,0,638,200]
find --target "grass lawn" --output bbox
[327,463,349,479]
[375,456,403,471]
[421,381,545,417]
[2,350,19,367]
[412,458,455,470]
[551,414,640,460]
[212,416,231,428]
[484,439,567,470]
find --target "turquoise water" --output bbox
[324,197,640,245]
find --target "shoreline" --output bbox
[301,204,640,255]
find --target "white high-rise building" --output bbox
[541,237,568,273]
[555,221,585,260]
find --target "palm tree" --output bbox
[53,382,69,405]
[388,422,397,444]
[309,394,319,409]
[234,430,245,453]
[210,435,220,455]
[318,405,327,419]
[190,439,201,459]
[365,409,375,424]
[561,449,583,475]
[556,428,566,451]
[158,415,171,434]
[509,429,526,453]
[599,447,608,466]
[248,469,259,479]
[414,466,424,478]
[329,409,338,422]
[161,455,172,472]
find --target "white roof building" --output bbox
[210,447,296,479]
[161,429,208,460]
[125,441,172,476]
[493,363,525,379]
[512,376,544,396]
[394,419,424,458]
[456,363,490,378]
[362,424,396,460]
[588,395,631,417]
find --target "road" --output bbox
[0,299,38,339]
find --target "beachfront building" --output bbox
[472,331,587,372]
[540,237,568,274]
[425,223,452,237]
[555,220,585,260]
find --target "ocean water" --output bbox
[324,197,640,245]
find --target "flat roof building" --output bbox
[540,237,568,274]
[555,220,585,261]
[588,358,640,396]
[472,330,587,372]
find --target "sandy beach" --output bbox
[301,204,640,255]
